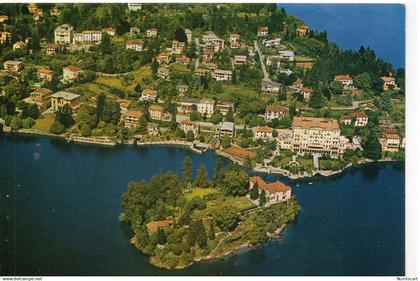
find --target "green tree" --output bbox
[259,189,267,206]
[363,135,382,160]
[81,124,92,137]
[220,135,231,148]
[156,228,167,245]
[178,208,191,226]
[50,120,65,134]
[309,90,324,108]
[10,117,22,131]
[186,130,195,141]
[55,105,74,128]
[222,170,249,196]
[174,27,187,43]
[100,32,112,55]
[226,108,234,122]
[22,117,34,129]
[182,156,192,185]
[96,93,106,121]
[193,219,207,248]
[75,105,98,129]
[194,164,209,188]
[102,100,121,124]
[250,182,259,200]
[213,158,224,187]
[354,72,373,91]
[208,220,216,240]
[330,80,344,95]
[213,206,239,232]
[186,224,196,247]
[210,109,223,124]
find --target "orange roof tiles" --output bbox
[334,75,353,81]
[266,104,287,113]
[146,220,173,234]
[65,65,81,72]
[293,117,339,131]
[126,110,143,118]
[256,126,273,133]
[250,176,291,193]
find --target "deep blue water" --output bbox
[0,135,404,276]
[278,4,405,68]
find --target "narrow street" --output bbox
[194,37,200,70]
[254,40,270,81]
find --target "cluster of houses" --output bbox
[54,24,117,46]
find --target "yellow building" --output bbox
[296,25,309,37]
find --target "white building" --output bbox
[73,30,102,45]
[233,55,247,65]
[229,33,240,44]
[277,129,293,150]
[63,65,82,82]
[265,104,288,121]
[213,70,232,81]
[261,80,282,93]
[140,89,158,102]
[381,76,397,91]
[257,26,268,36]
[278,50,295,61]
[184,29,192,43]
[302,87,313,100]
[292,117,344,156]
[128,3,142,11]
[126,39,144,52]
[254,126,273,140]
[180,120,198,135]
[352,112,369,127]
[54,24,74,44]
[148,105,165,121]
[197,99,215,116]
[334,75,354,89]
[249,176,291,206]
[218,121,235,138]
[146,28,158,38]
[262,38,281,47]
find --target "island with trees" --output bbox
[120,157,300,269]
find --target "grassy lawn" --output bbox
[33,114,54,132]
[207,195,256,213]
[185,187,220,201]
[170,64,191,73]
[95,76,126,90]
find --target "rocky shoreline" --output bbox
[129,224,288,270]
[2,128,402,180]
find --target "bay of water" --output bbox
[0,135,404,276]
[278,4,405,68]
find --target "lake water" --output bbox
[0,134,404,276]
[278,4,405,68]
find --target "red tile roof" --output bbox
[266,104,287,113]
[256,126,273,133]
[65,65,81,72]
[250,176,291,193]
[146,220,173,234]
[334,75,352,81]
[381,76,395,82]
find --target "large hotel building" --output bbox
[292,117,344,156]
